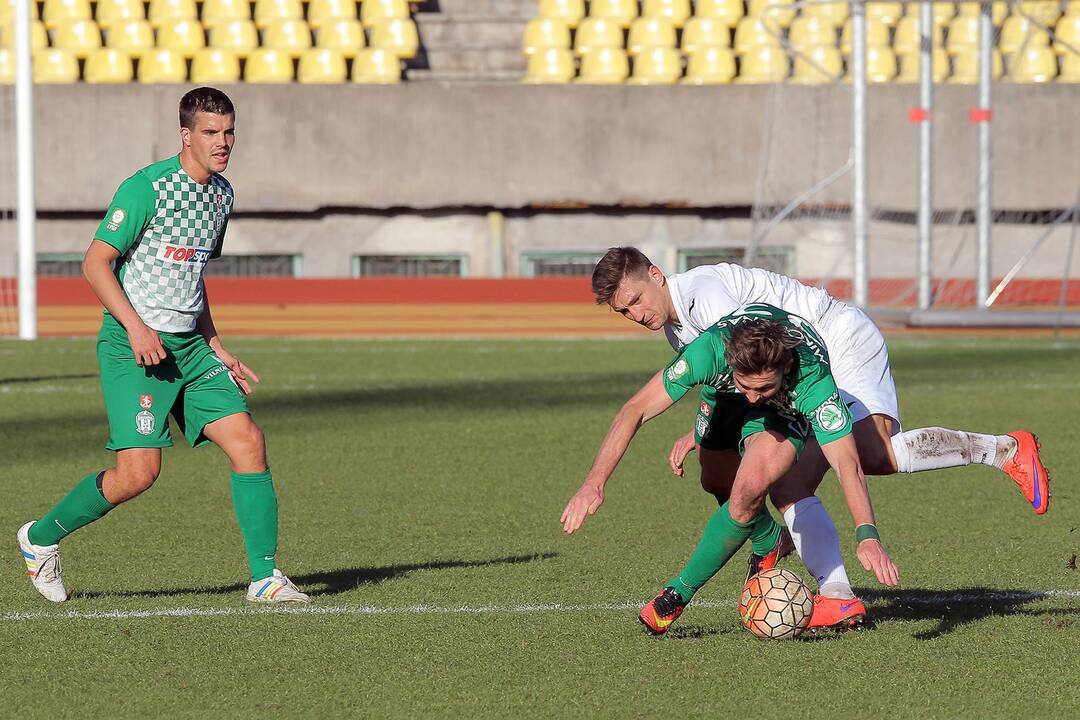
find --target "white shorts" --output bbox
[819,303,902,433]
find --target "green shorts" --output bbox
[696,393,812,459]
[97,316,249,451]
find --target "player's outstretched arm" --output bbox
[821,435,900,586]
[561,371,674,535]
[196,290,260,396]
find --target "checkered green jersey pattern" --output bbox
[95,155,233,334]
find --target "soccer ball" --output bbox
[738,568,814,639]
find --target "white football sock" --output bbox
[890,428,1018,473]
[783,496,852,599]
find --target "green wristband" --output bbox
[855,524,881,543]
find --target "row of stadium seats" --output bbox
[2,44,402,81]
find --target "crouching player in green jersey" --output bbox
[17,88,308,604]
[561,304,899,634]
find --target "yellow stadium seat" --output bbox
[1000,15,1051,54]
[956,1,1007,25]
[84,47,133,81]
[682,45,735,83]
[866,1,903,27]
[1068,0,1080,16]
[628,46,682,83]
[576,46,629,82]
[894,15,944,55]
[190,47,240,82]
[352,46,401,83]
[95,0,144,30]
[737,44,788,82]
[156,18,205,57]
[538,0,585,29]
[105,19,153,57]
[627,17,675,55]
[359,0,407,28]
[788,15,837,51]
[1,20,48,51]
[573,17,623,55]
[641,0,691,28]
[522,46,575,83]
[42,0,90,30]
[949,46,1003,82]
[896,47,949,82]
[315,18,365,58]
[746,0,796,29]
[137,47,187,81]
[33,47,78,81]
[52,18,101,58]
[0,48,13,83]
[734,16,782,53]
[801,1,849,27]
[863,45,898,83]
[244,47,294,81]
[694,0,743,28]
[946,14,979,55]
[589,0,637,28]
[1019,1,1061,26]
[840,17,889,53]
[307,0,356,29]
[254,0,303,28]
[1054,13,1080,53]
[369,17,418,59]
[902,1,955,26]
[1059,49,1080,81]
[297,47,346,82]
[147,0,197,27]
[791,44,842,83]
[681,17,731,53]
[262,18,312,57]
[201,0,252,28]
[523,18,570,55]
[208,19,257,57]
[0,0,39,26]
[1008,44,1057,80]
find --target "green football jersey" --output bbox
[95,155,233,334]
[662,303,853,447]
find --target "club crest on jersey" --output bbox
[666,359,689,382]
[106,209,125,232]
[815,400,847,432]
[139,394,153,410]
[135,410,155,436]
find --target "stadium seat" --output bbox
[244,47,294,81]
[297,47,346,82]
[1000,15,1052,55]
[575,47,629,83]
[896,47,949,83]
[734,17,783,53]
[95,0,144,30]
[641,0,691,29]
[788,15,837,51]
[866,1,903,27]
[315,18,365,58]
[901,1,955,26]
[307,0,357,29]
[190,47,240,81]
[949,46,1003,82]
[746,0,796,29]
[1,20,48,51]
[359,0,407,29]
[840,16,889,54]
[105,19,153,57]
[1019,1,1062,26]
[137,46,187,81]
[894,15,944,55]
[946,14,979,55]
[0,48,12,83]
[83,47,133,81]
[1054,13,1080,54]
[1059,49,1080,81]
[863,44,898,83]
[694,0,744,28]
[681,17,731,53]
[254,0,303,28]
[626,17,676,55]
[208,20,257,58]
[800,1,849,27]
[682,45,735,83]
[201,0,252,28]
[523,18,570,55]
[369,18,418,59]
[737,44,788,82]
[42,0,91,30]
[956,1,1007,25]
[522,46,575,83]
[351,46,401,83]
[1008,44,1057,81]
[52,18,102,59]
[628,46,682,83]
[537,0,585,29]
[32,48,79,82]
[147,0,197,27]
[588,0,637,29]
[156,18,205,57]
[262,18,312,57]
[573,17,623,56]
[791,44,842,83]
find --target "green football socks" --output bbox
[749,510,783,557]
[667,502,761,602]
[28,472,116,546]
[231,470,279,582]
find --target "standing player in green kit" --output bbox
[17,88,308,604]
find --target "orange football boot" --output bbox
[1002,431,1050,515]
[806,594,866,633]
[638,586,688,636]
[746,527,795,583]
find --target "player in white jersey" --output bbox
[581,247,1050,631]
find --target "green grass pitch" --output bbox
[2,335,1079,718]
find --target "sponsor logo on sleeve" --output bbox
[106,209,126,232]
[815,400,847,432]
[666,359,689,383]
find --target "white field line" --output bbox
[3,590,1080,623]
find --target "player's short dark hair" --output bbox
[179,87,235,129]
[591,247,653,306]
[725,319,800,375]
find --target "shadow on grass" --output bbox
[0,373,98,385]
[73,552,557,601]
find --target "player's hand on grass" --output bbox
[129,323,166,367]
[857,538,900,587]
[669,431,698,477]
[561,482,604,535]
[214,345,261,396]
